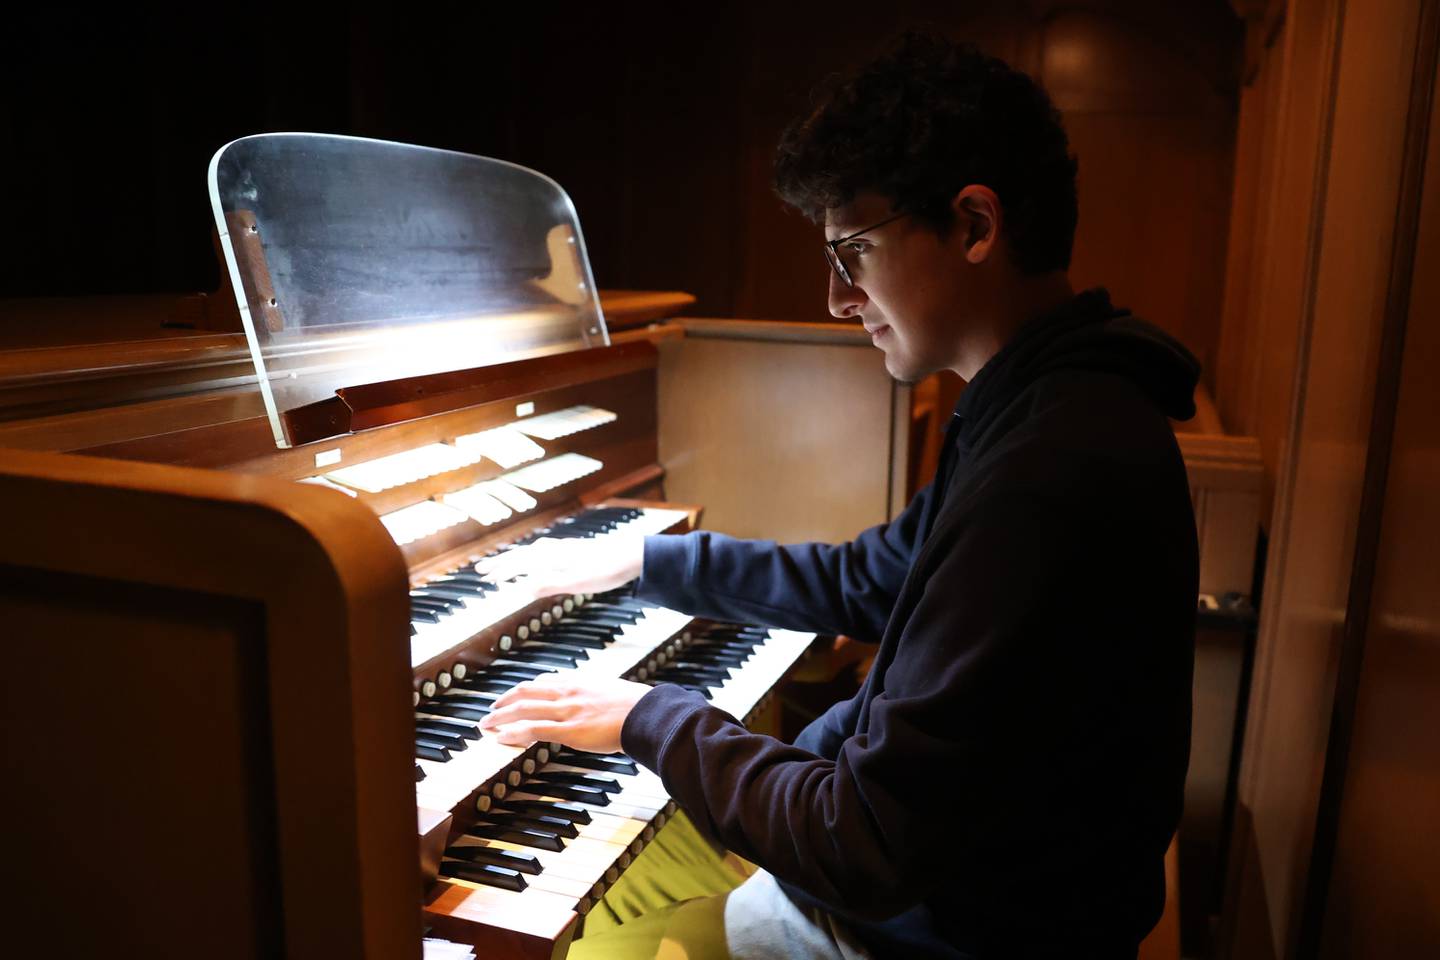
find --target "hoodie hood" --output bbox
[955,288,1200,444]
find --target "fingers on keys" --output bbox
[490,718,567,746]
[488,679,567,713]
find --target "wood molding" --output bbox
[599,289,697,330]
[676,317,872,346]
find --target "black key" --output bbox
[585,605,639,618]
[457,677,517,694]
[416,729,467,751]
[683,649,749,667]
[416,742,451,762]
[439,859,527,891]
[533,631,610,649]
[556,751,639,776]
[415,586,481,603]
[542,633,619,649]
[686,638,754,654]
[440,692,499,709]
[424,579,488,596]
[411,593,461,611]
[699,626,766,639]
[686,639,757,655]
[504,650,577,668]
[445,844,541,875]
[547,620,622,634]
[571,599,642,612]
[655,667,730,685]
[531,770,622,794]
[668,661,735,679]
[662,662,737,676]
[500,799,592,825]
[470,667,550,683]
[444,575,498,592]
[415,764,426,782]
[415,717,480,739]
[521,780,612,806]
[454,677,528,694]
[418,701,489,721]
[410,596,454,613]
[410,609,443,625]
[570,613,638,627]
[482,811,579,839]
[476,663,556,679]
[464,823,566,852]
[703,629,769,642]
[520,641,590,660]
[555,619,626,631]
[491,658,563,675]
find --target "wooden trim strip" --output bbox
[283,341,658,444]
[676,317,872,346]
[1298,1,1440,951]
[598,290,697,330]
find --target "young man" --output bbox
[480,32,1200,959]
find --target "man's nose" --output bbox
[828,269,866,319]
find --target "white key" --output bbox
[709,630,816,721]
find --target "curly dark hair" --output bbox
[774,31,1079,275]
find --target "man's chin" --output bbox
[883,355,924,385]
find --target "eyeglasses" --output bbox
[823,210,912,287]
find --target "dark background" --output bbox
[0,3,1241,372]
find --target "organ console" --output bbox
[0,134,1262,960]
[0,135,822,959]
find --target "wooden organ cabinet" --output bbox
[0,135,910,959]
[0,135,1261,958]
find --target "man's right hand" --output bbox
[474,533,647,600]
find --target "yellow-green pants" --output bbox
[568,810,754,959]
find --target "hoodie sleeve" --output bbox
[633,481,933,642]
[621,483,1075,919]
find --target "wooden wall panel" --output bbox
[1042,9,1238,377]
[1214,2,1342,524]
[655,321,903,544]
[725,3,1242,370]
[1315,32,1440,959]
[1222,1,1429,957]
[1214,48,1274,447]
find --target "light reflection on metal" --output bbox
[208,133,609,448]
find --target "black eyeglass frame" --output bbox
[823,210,912,287]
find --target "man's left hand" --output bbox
[478,675,654,754]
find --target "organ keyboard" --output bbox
[400,499,817,952]
[0,135,824,958]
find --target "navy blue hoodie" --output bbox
[622,290,1200,958]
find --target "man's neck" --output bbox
[951,272,1074,380]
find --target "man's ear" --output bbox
[951,185,1001,265]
